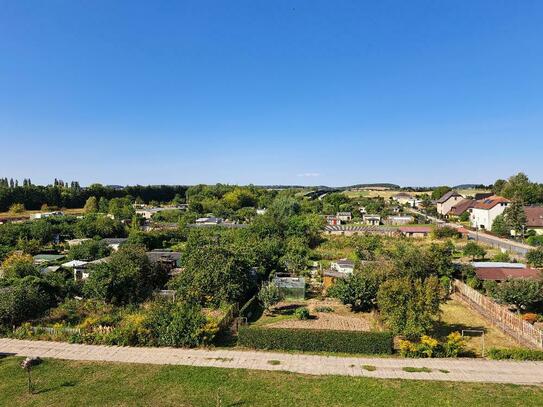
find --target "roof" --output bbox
[195,217,223,223]
[473,267,542,281]
[472,262,525,269]
[101,238,128,245]
[33,254,65,262]
[399,226,433,234]
[524,207,543,228]
[61,260,88,268]
[146,250,182,265]
[436,190,462,204]
[324,270,349,279]
[333,259,355,267]
[472,196,510,210]
[449,199,476,216]
[336,212,352,216]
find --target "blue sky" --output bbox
[1,1,542,187]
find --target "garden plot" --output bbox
[257,299,378,332]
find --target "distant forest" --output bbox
[0,178,188,212]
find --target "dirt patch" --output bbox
[266,299,374,332]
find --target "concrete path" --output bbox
[2,338,543,385]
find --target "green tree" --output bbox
[0,252,38,279]
[68,239,110,261]
[328,268,381,312]
[490,279,543,311]
[463,242,486,260]
[258,283,282,314]
[377,276,442,339]
[9,203,25,214]
[491,214,510,237]
[83,245,168,305]
[526,247,543,268]
[431,186,451,200]
[504,199,527,238]
[171,229,255,307]
[83,196,98,213]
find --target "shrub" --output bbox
[294,307,310,320]
[527,247,543,268]
[522,313,539,324]
[442,332,466,357]
[432,226,460,239]
[258,283,282,314]
[399,332,465,358]
[487,348,543,361]
[237,327,393,354]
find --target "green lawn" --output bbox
[1,356,543,406]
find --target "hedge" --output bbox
[487,347,543,361]
[238,327,393,354]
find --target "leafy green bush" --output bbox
[487,348,543,361]
[294,307,310,320]
[238,327,393,354]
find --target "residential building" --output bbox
[469,196,510,230]
[448,199,476,219]
[524,206,543,235]
[33,254,66,265]
[362,214,381,226]
[392,192,417,207]
[436,191,464,216]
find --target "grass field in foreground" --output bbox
[1,357,542,407]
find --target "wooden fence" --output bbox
[453,279,543,349]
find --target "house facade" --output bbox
[469,196,510,230]
[524,206,543,235]
[436,191,464,216]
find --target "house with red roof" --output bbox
[469,196,510,230]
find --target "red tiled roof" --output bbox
[472,196,510,210]
[449,199,476,216]
[474,267,542,281]
[399,226,432,234]
[524,207,543,228]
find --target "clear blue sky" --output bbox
[1,1,542,187]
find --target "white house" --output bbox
[331,259,355,274]
[392,193,417,207]
[469,196,510,230]
[436,191,464,216]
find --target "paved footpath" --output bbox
[2,338,543,385]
